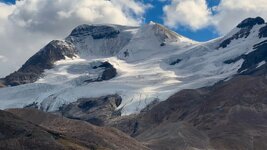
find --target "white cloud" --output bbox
[213,0,267,34]
[0,0,149,77]
[9,0,149,34]
[163,0,211,30]
[0,3,14,34]
[163,0,267,34]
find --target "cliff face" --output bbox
[3,40,76,86]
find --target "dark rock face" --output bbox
[222,40,267,75]
[59,94,122,126]
[160,42,166,46]
[123,50,130,57]
[223,55,243,64]
[237,17,265,28]
[238,40,267,74]
[219,28,252,48]
[3,40,76,86]
[219,17,265,48]
[169,59,182,65]
[85,61,117,83]
[23,102,39,109]
[69,24,120,39]
[259,25,267,38]
[101,65,117,80]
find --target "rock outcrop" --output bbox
[237,17,265,28]
[59,94,122,126]
[3,40,76,86]
[219,17,265,48]
[85,61,117,83]
[69,24,120,39]
[223,39,267,75]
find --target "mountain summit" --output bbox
[237,16,265,28]
[1,18,267,115]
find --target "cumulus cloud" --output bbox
[0,0,149,77]
[213,0,267,34]
[163,0,212,30]
[163,0,267,34]
[0,3,14,34]
[9,0,148,34]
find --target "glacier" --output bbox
[0,20,266,115]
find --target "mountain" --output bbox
[1,17,267,149]
[1,17,267,115]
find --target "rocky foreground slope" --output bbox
[131,75,267,150]
[1,108,149,150]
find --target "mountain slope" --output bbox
[124,74,267,150]
[0,109,69,150]
[5,108,149,150]
[3,40,76,86]
[1,17,267,115]
[109,63,267,149]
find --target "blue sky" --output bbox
[1,0,222,41]
[0,0,14,4]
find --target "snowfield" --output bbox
[0,22,266,115]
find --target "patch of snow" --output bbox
[257,61,266,68]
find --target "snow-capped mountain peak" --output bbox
[66,24,137,57]
[236,16,265,28]
[68,24,120,39]
[218,17,266,49]
[65,22,194,59]
[142,21,195,43]
[1,17,267,115]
